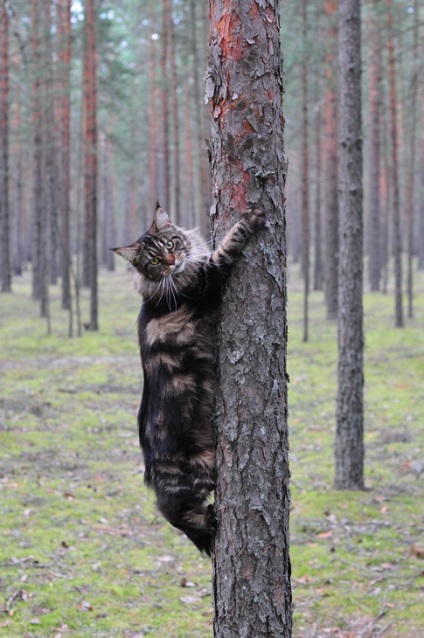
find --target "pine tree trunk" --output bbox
[386,0,404,327]
[0,0,11,292]
[405,0,418,318]
[324,0,339,320]
[301,0,309,342]
[148,0,158,212]
[335,0,364,491]
[58,0,72,310]
[190,0,210,226]
[207,1,292,635]
[183,78,195,227]
[313,87,323,292]
[169,3,181,224]
[11,80,24,277]
[159,0,170,210]
[31,0,44,303]
[83,0,98,331]
[367,3,382,292]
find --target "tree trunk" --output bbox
[58,0,72,310]
[159,0,170,210]
[323,0,339,320]
[301,0,309,342]
[0,0,11,292]
[405,0,419,318]
[169,2,181,224]
[101,133,115,271]
[190,0,210,226]
[83,0,98,331]
[148,0,158,213]
[207,1,292,636]
[11,77,24,277]
[386,0,403,327]
[313,93,323,292]
[335,0,364,491]
[31,0,44,303]
[367,3,382,292]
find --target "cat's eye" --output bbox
[165,240,174,250]
[150,257,160,265]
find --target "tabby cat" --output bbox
[113,206,265,555]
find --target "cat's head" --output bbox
[113,206,209,303]
[113,207,189,281]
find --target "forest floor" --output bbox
[1,264,423,638]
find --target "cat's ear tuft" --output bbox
[112,243,140,265]
[153,206,171,231]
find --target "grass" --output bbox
[1,263,423,638]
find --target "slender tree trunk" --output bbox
[148,0,158,213]
[406,0,419,318]
[101,133,115,271]
[419,124,424,271]
[386,0,403,327]
[335,0,364,491]
[324,0,339,320]
[301,0,309,342]
[313,102,323,292]
[368,3,382,292]
[11,78,24,277]
[190,0,210,225]
[169,2,181,224]
[58,0,72,310]
[183,78,195,227]
[83,0,98,331]
[159,0,170,210]
[0,0,11,292]
[207,1,292,635]
[42,0,58,287]
[31,0,44,303]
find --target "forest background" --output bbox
[0,0,424,637]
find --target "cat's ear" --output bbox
[112,242,140,265]
[153,206,171,231]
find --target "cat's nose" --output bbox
[163,253,175,265]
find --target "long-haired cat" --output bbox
[113,206,264,555]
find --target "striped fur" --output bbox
[113,206,264,555]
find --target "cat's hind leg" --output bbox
[156,488,216,556]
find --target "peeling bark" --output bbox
[208,1,292,636]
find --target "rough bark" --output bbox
[207,1,292,636]
[335,0,364,491]
[0,0,11,292]
[323,0,339,320]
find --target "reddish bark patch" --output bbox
[217,8,244,61]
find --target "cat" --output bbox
[113,205,265,555]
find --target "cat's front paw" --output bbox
[243,207,266,231]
